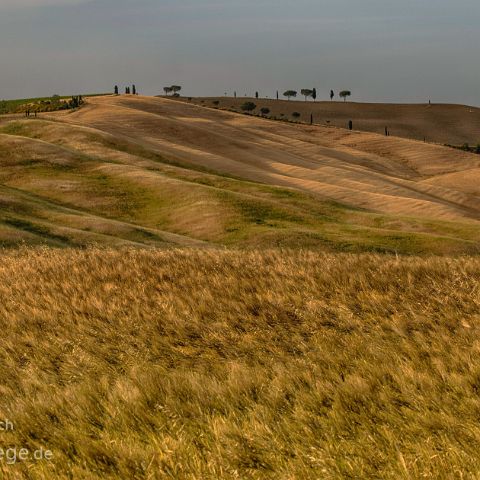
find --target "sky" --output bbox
[0,0,479,105]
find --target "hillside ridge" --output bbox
[0,94,479,254]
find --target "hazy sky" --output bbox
[1,0,479,104]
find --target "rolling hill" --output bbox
[183,96,480,146]
[0,94,478,253]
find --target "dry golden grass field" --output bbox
[0,95,480,479]
[0,248,480,479]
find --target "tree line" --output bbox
[112,84,351,102]
[282,89,351,102]
[114,84,183,97]
[114,85,138,95]
[230,89,352,102]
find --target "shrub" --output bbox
[241,102,256,112]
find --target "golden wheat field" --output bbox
[0,248,478,479]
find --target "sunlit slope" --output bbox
[0,95,479,253]
[63,95,480,222]
[0,130,207,248]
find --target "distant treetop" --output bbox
[283,90,297,100]
[300,89,314,101]
[164,85,182,97]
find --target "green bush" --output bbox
[241,102,256,112]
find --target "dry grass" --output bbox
[0,248,479,479]
[60,95,480,224]
[1,118,480,254]
[184,96,480,146]
[1,97,480,479]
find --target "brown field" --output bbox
[183,96,480,146]
[0,248,480,479]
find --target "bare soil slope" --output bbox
[185,96,480,145]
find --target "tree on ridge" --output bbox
[301,89,314,101]
[283,90,297,100]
